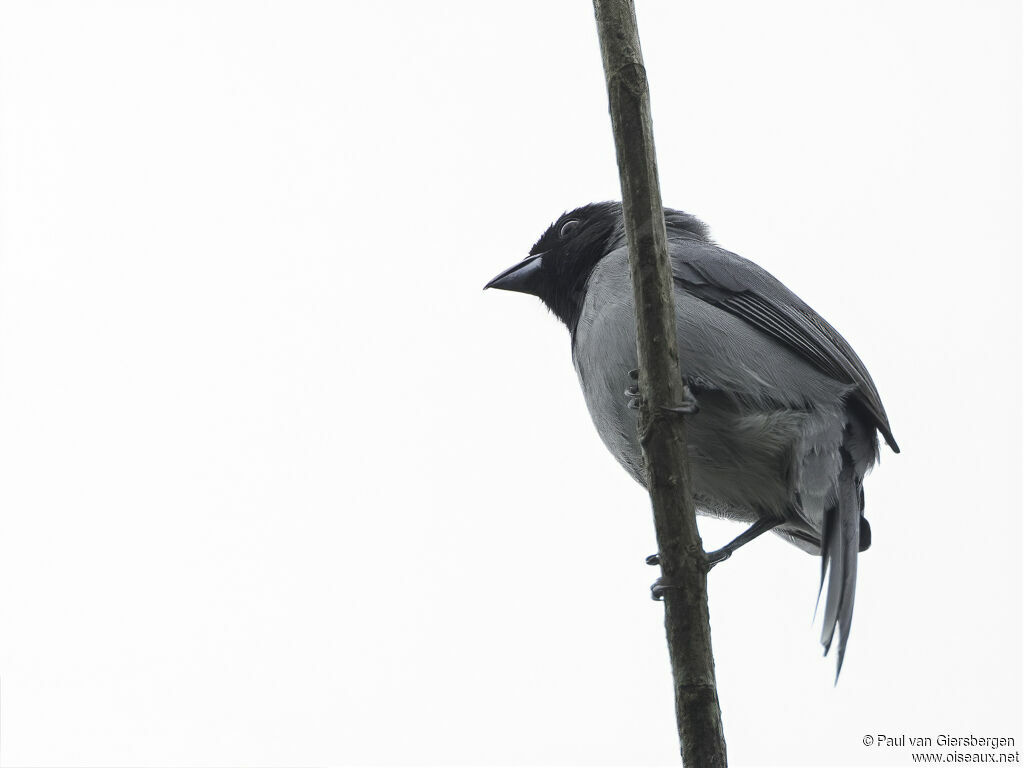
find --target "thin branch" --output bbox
[591,2,728,765]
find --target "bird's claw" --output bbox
[625,369,642,410]
[626,388,641,409]
[650,577,669,601]
[651,577,686,601]
[626,371,700,415]
[659,384,700,415]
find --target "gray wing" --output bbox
[667,235,899,453]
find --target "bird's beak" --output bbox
[483,252,545,294]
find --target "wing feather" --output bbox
[667,235,899,452]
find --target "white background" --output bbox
[0,2,1019,766]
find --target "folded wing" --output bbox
[667,235,899,453]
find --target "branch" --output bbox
[591,2,728,765]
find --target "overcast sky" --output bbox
[0,2,1020,766]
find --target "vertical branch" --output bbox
[591,2,728,765]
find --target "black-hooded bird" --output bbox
[485,202,898,677]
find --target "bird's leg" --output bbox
[704,518,783,567]
[647,518,783,598]
[625,368,700,414]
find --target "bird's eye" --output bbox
[559,220,580,238]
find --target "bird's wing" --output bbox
[667,236,899,452]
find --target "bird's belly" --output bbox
[682,397,804,521]
[576,373,801,522]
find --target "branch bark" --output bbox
[591,2,728,765]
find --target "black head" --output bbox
[484,202,623,332]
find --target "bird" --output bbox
[484,202,898,677]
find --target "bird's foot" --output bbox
[650,577,678,601]
[648,554,698,599]
[660,384,700,416]
[625,369,700,415]
[625,369,642,410]
[648,547,729,575]
[704,547,733,569]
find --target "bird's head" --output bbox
[484,201,622,331]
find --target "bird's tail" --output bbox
[818,449,860,681]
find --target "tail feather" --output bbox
[819,454,861,681]
[819,510,844,654]
[816,501,835,615]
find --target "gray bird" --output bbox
[485,202,898,676]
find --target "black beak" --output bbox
[484,252,545,294]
